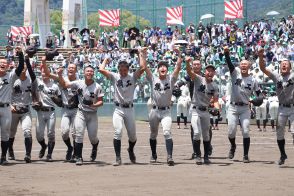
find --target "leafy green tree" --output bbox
[50,10,62,36]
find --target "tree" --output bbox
[50,10,62,36]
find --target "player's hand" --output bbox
[56,67,64,76]
[41,56,46,61]
[11,105,16,113]
[173,47,180,55]
[224,46,230,54]
[258,48,265,57]
[185,56,192,63]
[103,57,110,64]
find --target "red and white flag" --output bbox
[99,9,120,27]
[224,0,243,19]
[10,26,32,38]
[166,6,184,25]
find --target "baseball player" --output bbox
[258,49,294,165]
[8,55,35,163]
[186,57,220,165]
[145,49,182,166]
[224,47,263,163]
[56,65,104,166]
[98,50,145,166]
[33,57,62,162]
[0,48,24,165]
[255,91,268,132]
[42,63,79,162]
[176,83,190,129]
[185,59,214,159]
[268,91,279,131]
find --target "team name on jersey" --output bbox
[117,79,132,88]
[234,78,252,90]
[154,82,170,92]
[277,79,294,89]
[0,79,9,85]
[198,84,215,95]
[14,85,31,94]
[37,84,56,96]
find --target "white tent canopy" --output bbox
[200,13,215,20]
[266,11,280,16]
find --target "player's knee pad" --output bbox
[114,129,122,140]
[150,131,158,140]
[48,134,55,143]
[163,130,172,140]
[23,129,32,138]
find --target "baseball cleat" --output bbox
[70,155,77,163]
[195,156,202,165]
[90,149,97,162]
[0,157,8,165]
[191,153,197,160]
[177,125,180,129]
[278,154,287,165]
[167,155,174,166]
[24,155,31,163]
[46,154,53,162]
[39,144,47,159]
[76,158,83,166]
[204,157,211,165]
[113,157,122,166]
[228,146,236,159]
[243,155,250,163]
[8,150,15,160]
[127,149,136,164]
[65,146,73,161]
[258,128,262,132]
[150,154,157,163]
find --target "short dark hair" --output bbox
[157,61,169,69]
[118,61,129,69]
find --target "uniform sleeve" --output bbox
[96,84,104,98]
[9,69,19,85]
[214,84,219,98]
[109,72,117,83]
[68,80,79,89]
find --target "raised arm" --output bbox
[41,56,59,81]
[172,49,183,79]
[258,48,271,77]
[98,58,112,79]
[224,46,235,73]
[185,56,197,81]
[56,67,71,88]
[15,47,24,76]
[25,56,36,82]
[134,48,148,79]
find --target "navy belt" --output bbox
[193,106,207,111]
[39,107,55,112]
[153,106,170,110]
[63,105,78,109]
[279,103,294,108]
[115,103,133,108]
[0,103,10,107]
[230,102,248,106]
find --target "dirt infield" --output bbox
[1,117,294,196]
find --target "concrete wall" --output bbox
[62,0,83,48]
[24,0,50,48]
